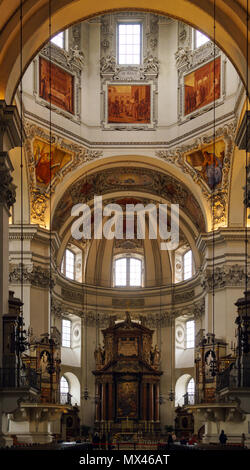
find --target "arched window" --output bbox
[186,378,195,405]
[193,30,209,49]
[60,376,69,404]
[114,256,142,287]
[187,378,195,395]
[183,250,192,280]
[61,249,75,280]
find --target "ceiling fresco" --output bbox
[52,167,206,232]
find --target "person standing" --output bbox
[241,433,246,448]
[167,433,173,446]
[219,430,228,445]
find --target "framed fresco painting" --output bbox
[102,81,157,130]
[33,43,82,122]
[108,84,150,123]
[39,57,74,114]
[184,56,221,116]
[33,138,72,188]
[177,42,226,123]
[185,139,225,190]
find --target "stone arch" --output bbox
[175,373,194,407]
[0,2,249,103]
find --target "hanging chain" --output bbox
[210,0,218,378]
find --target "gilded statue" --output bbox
[94,345,104,368]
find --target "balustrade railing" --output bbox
[216,366,250,391]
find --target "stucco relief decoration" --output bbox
[9,263,54,289]
[178,22,193,51]
[201,265,250,291]
[156,122,235,228]
[24,121,103,226]
[52,166,205,232]
[51,297,82,319]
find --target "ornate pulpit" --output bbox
[93,312,162,434]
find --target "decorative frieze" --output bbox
[61,287,84,304]
[51,297,82,318]
[201,264,250,291]
[112,298,144,308]
[9,263,54,289]
[173,289,194,303]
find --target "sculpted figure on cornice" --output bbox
[40,42,84,73]
[156,122,236,228]
[175,41,221,73]
[100,55,117,76]
[175,47,191,69]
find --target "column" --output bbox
[80,316,85,425]
[0,152,16,368]
[155,383,160,421]
[95,382,100,422]
[149,383,154,421]
[0,101,20,446]
[102,382,107,421]
[142,382,147,421]
[108,382,113,420]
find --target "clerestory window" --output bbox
[117,23,142,65]
[186,320,195,349]
[114,256,142,287]
[194,30,209,49]
[61,249,75,280]
[51,31,66,49]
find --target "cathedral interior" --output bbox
[0,0,250,451]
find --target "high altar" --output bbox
[93,312,162,434]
